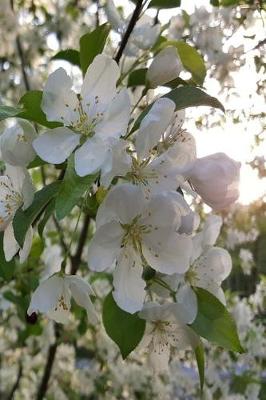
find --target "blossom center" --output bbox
[121,216,150,252]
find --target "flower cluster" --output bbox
[0,50,242,371]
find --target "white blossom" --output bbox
[33,54,131,180]
[0,165,34,262]
[183,152,241,210]
[139,302,199,372]
[28,274,97,324]
[88,183,192,313]
[0,120,36,167]
[147,46,183,88]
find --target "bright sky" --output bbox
[113,0,266,205]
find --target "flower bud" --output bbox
[184,152,241,211]
[0,120,36,167]
[147,46,182,88]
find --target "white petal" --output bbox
[141,191,190,231]
[143,231,192,274]
[33,127,80,164]
[96,183,146,227]
[175,284,198,324]
[28,276,63,314]
[0,120,36,167]
[67,275,97,324]
[135,98,175,159]
[105,0,124,32]
[3,223,19,262]
[42,68,79,125]
[81,54,120,107]
[113,247,145,313]
[202,214,223,247]
[74,136,108,177]
[19,226,33,263]
[87,221,123,272]
[95,88,131,139]
[197,246,232,286]
[147,46,182,88]
[100,139,131,188]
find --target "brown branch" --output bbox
[7,363,23,400]
[70,214,90,275]
[36,342,57,400]
[114,0,144,64]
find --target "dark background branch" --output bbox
[115,0,144,63]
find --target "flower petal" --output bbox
[74,136,108,177]
[96,183,146,227]
[42,68,79,125]
[135,98,175,159]
[3,223,19,262]
[28,276,66,316]
[66,275,98,324]
[33,127,80,164]
[95,88,131,139]
[87,221,123,272]
[81,54,120,107]
[113,247,146,313]
[143,231,192,274]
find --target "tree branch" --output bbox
[36,342,57,400]
[7,363,23,400]
[70,214,90,275]
[114,0,144,64]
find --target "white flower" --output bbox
[0,120,36,167]
[180,215,232,317]
[28,274,97,324]
[125,102,196,200]
[183,152,241,210]
[0,165,34,262]
[33,54,131,179]
[139,302,199,372]
[88,183,192,313]
[239,248,253,275]
[147,46,183,88]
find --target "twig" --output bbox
[115,0,144,64]
[10,0,31,91]
[36,342,57,400]
[7,363,23,400]
[70,214,91,275]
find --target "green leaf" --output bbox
[38,198,56,237]
[27,156,48,169]
[102,292,146,359]
[128,68,147,87]
[79,23,110,75]
[55,155,97,220]
[0,105,23,121]
[52,49,81,67]
[19,91,62,128]
[175,41,206,85]
[190,288,244,353]
[132,86,224,132]
[210,0,220,5]
[148,0,181,8]
[13,182,61,247]
[0,233,16,281]
[195,341,205,392]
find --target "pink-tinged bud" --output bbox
[185,152,241,211]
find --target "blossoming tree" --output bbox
[0,0,264,398]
